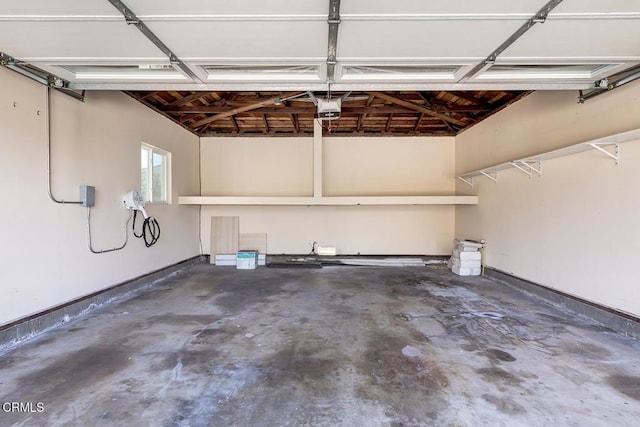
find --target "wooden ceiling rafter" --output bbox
[367,91,467,127]
[128,90,526,137]
[190,91,303,129]
[446,91,493,109]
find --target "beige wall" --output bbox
[201,137,313,196]
[0,67,200,326]
[200,136,456,254]
[324,137,454,196]
[456,79,640,317]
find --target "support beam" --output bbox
[368,91,467,126]
[139,91,160,101]
[231,116,240,133]
[461,0,564,81]
[446,91,493,109]
[413,113,425,133]
[313,119,323,198]
[165,104,488,114]
[123,91,196,135]
[107,0,202,83]
[326,0,341,83]
[189,92,303,129]
[290,114,300,133]
[168,91,214,107]
[385,113,394,133]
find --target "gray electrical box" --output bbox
[80,185,95,207]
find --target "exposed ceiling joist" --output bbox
[446,91,493,109]
[163,105,489,114]
[169,91,213,107]
[368,92,467,127]
[189,92,304,129]
[130,90,526,136]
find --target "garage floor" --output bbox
[1,264,639,426]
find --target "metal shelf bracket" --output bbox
[520,161,542,177]
[588,143,619,165]
[458,176,473,187]
[510,161,533,177]
[480,171,498,183]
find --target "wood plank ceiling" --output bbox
[127,90,528,136]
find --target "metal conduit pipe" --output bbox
[45,86,82,204]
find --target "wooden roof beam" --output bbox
[189,92,304,129]
[139,91,160,100]
[165,104,487,114]
[446,91,493,109]
[368,92,466,127]
[231,116,240,134]
[168,91,218,107]
[385,113,393,133]
[413,113,425,133]
[290,114,300,133]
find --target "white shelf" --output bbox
[178,196,478,206]
[457,128,640,186]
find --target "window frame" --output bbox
[141,142,172,205]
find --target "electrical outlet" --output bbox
[80,185,95,207]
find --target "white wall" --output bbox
[0,67,200,326]
[456,80,640,317]
[200,136,456,255]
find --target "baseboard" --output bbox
[0,255,206,352]
[484,267,640,340]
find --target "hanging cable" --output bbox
[132,210,161,247]
[46,86,82,204]
[87,208,132,254]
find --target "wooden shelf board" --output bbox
[178,196,478,206]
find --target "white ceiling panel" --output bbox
[0,21,164,59]
[145,21,327,59]
[339,20,524,59]
[550,0,640,14]
[126,0,327,16]
[501,20,640,59]
[0,0,116,15]
[342,0,546,15]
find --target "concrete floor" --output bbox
[1,264,640,426]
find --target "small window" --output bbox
[141,143,171,204]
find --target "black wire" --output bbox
[143,217,160,247]
[132,210,161,247]
[133,210,144,238]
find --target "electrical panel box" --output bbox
[80,185,95,207]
